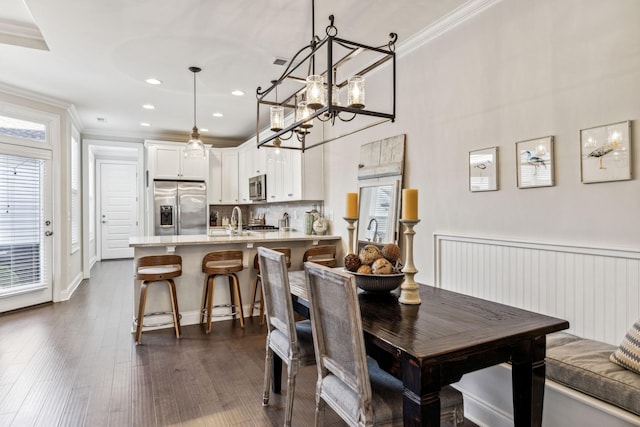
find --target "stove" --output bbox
[243,225,279,231]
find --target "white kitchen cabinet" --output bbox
[147,141,209,181]
[209,148,239,204]
[237,145,250,203]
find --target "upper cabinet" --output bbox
[209,148,239,204]
[146,141,209,181]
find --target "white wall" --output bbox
[324,0,640,284]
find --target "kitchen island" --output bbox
[129,230,341,331]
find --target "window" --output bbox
[70,130,80,253]
[0,153,44,292]
[0,115,46,142]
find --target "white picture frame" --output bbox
[580,121,631,184]
[516,136,554,188]
[469,147,498,192]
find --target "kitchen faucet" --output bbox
[367,218,379,243]
[230,206,242,235]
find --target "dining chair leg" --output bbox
[259,286,266,325]
[167,278,181,338]
[135,281,149,344]
[284,360,298,427]
[314,384,325,427]
[262,344,273,406]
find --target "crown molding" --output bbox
[0,18,48,51]
[81,127,243,148]
[0,82,71,109]
[397,0,502,59]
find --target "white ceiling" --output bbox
[1,0,469,145]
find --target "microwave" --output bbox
[249,174,266,201]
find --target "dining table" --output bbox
[277,270,570,427]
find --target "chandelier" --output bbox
[256,0,397,152]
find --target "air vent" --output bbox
[272,57,289,66]
[96,117,107,123]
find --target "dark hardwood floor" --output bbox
[0,259,477,427]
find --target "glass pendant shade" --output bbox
[184,126,205,158]
[296,101,313,129]
[347,75,365,109]
[328,83,340,106]
[270,106,284,131]
[305,75,325,109]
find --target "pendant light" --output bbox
[184,66,206,159]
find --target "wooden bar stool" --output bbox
[201,250,245,333]
[302,245,337,268]
[250,247,291,325]
[134,255,182,344]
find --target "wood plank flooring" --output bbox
[0,259,476,427]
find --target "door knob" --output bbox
[45,231,53,236]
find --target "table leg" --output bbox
[511,336,546,427]
[272,353,282,394]
[401,357,441,426]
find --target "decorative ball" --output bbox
[359,244,382,266]
[344,253,362,272]
[381,243,401,262]
[357,264,372,275]
[372,258,393,275]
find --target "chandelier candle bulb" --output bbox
[347,76,365,109]
[346,193,358,218]
[306,75,325,109]
[270,106,284,131]
[402,189,418,220]
[296,101,314,129]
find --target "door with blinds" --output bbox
[0,147,53,312]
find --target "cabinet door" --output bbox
[209,149,223,203]
[237,147,249,203]
[181,148,209,181]
[220,151,239,204]
[283,150,302,201]
[266,153,281,202]
[151,145,181,179]
[253,147,267,176]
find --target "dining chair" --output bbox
[258,247,316,427]
[304,262,464,426]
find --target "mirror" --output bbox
[357,179,401,247]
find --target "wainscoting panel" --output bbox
[434,234,640,345]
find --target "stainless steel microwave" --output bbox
[249,174,266,201]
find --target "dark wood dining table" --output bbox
[277,270,569,427]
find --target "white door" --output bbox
[98,161,137,259]
[0,146,53,313]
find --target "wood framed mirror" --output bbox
[356,179,401,247]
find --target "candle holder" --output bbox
[343,217,358,254]
[399,219,421,305]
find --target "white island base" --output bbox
[129,230,341,332]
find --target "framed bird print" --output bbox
[469,147,498,192]
[516,136,554,188]
[580,121,631,184]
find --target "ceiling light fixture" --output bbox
[231,90,245,96]
[184,66,206,159]
[145,78,162,85]
[256,0,397,152]
[213,112,223,118]
[142,104,155,110]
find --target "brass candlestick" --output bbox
[343,217,358,254]
[399,219,421,305]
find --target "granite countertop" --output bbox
[129,230,340,247]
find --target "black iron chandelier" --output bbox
[256,0,397,152]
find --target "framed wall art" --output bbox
[580,121,631,184]
[516,136,554,188]
[469,147,498,192]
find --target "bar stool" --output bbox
[250,247,291,324]
[134,255,182,344]
[302,245,337,268]
[201,250,245,333]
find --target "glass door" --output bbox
[0,146,53,312]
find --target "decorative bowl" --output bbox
[352,272,404,293]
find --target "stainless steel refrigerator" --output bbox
[153,180,207,235]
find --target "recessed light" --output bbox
[231,90,245,96]
[140,122,151,127]
[145,78,162,85]
[200,128,208,132]
[142,104,155,110]
[213,112,223,118]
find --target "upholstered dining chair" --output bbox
[258,247,316,427]
[304,262,464,426]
